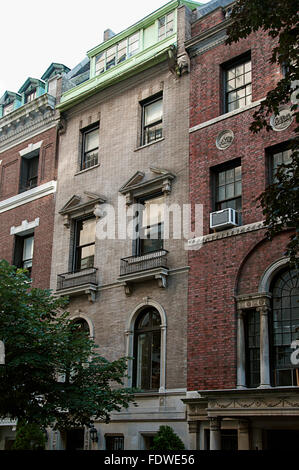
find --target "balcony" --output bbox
[56,267,98,302]
[118,249,169,295]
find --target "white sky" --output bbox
[0,0,210,97]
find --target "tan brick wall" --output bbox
[51,61,190,390]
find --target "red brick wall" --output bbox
[0,126,57,202]
[187,11,296,391]
[190,29,279,128]
[187,230,291,391]
[191,8,225,37]
[0,125,58,289]
[0,194,55,289]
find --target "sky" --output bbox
[0,0,210,97]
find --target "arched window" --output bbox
[271,268,299,386]
[133,308,161,391]
[71,318,90,335]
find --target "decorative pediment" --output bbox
[0,91,21,106]
[18,77,45,95]
[59,192,106,227]
[119,167,176,205]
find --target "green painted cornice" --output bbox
[58,40,175,112]
[87,1,200,58]
[87,0,181,58]
[18,77,45,94]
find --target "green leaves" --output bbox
[226,0,299,263]
[0,260,134,429]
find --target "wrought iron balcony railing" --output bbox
[57,267,98,291]
[120,249,168,277]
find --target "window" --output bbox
[158,12,174,40]
[19,153,39,193]
[95,32,140,75]
[270,268,299,386]
[141,95,163,146]
[224,57,252,113]
[25,89,36,103]
[14,234,34,277]
[73,217,96,271]
[136,194,164,255]
[105,435,124,450]
[270,148,292,183]
[245,310,260,388]
[3,102,14,115]
[133,308,161,390]
[214,161,242,223]
[81,125,99,170]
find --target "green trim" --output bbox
[87,0,180,57]
[57,43,173,112]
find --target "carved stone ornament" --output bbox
[216,129,234,150]
[270,105,294,131]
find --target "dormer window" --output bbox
[95,32,140,76]
[158,12,174,40]
[3,102,14,116]
[25,89,36,103]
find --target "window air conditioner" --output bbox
[210,208,238,230]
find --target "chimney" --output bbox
[103,29,115,42]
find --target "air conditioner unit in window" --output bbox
[210,208,238,230]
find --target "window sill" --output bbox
[134,137,164,152]
[75,163,100,176]
[189,98,265,133]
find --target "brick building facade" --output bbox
[0,63,69,448]
[184,0,299,450]
[47,1,196,451]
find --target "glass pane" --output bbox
[237,97,246,108]
[244,71,251,84]
[218,171,226,186]
[106,46,116,69]
[85,129,98,152]
[225,168,234,183]
[151,331,161,389]
[236,74,244,88]
[140,312,150,328]
[235,166,241,180]
[79,218,96,246]
[144,99,162,126]
[227,69,236,80]
[3,103,14,115]
[80,246,94,269]
[244,61,251,73]
[227,91,236,103]
[137,333,150,389]
[236,87,245,99]
[235,64,244,77]
[142,196,164,228]
[95,53,105,74]
[117,40,127,63]
[227,79,235,91]
[217,186,225,202]
[228,101,238,112]
[23,236,34,261]
[226,183,235,199]
[234,180,241,195]
[128,33,139,56]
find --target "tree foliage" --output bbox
[226,0,299,264]
[0,260,134,430]
[150,425,185,451]
[12,421,46,450]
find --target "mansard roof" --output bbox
[18,77,45,94]
[0,90,21,105]
[41,63,71,81]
